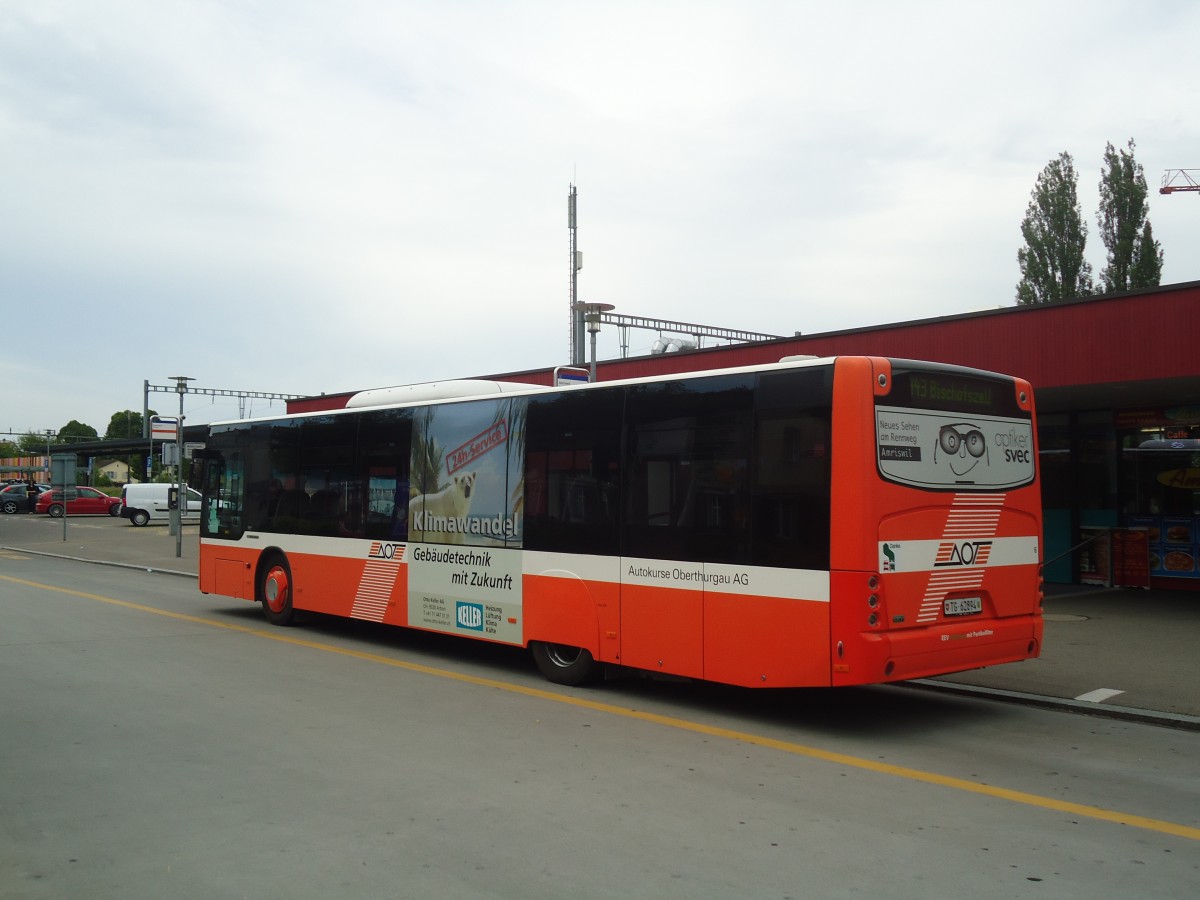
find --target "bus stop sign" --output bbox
[151,416,178,440]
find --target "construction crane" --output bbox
[1160,169,1200,194]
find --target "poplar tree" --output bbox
[1097,138,1162,292]
[1015,152,1093,305]
[1131,220,1164,288]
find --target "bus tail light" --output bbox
[866,574,885,629]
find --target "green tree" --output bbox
[17,432,53,453]
[1097,138,1162,292]
[102,410,153,488]
[105,410,150,440]
[0,439,17,457]
[1016,152,1094,305]
[1131,220,1164,288]
[1099,139,1161,292]
[55,420,99,443]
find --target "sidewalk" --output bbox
[3,515,1198,727]
[0,514,198,577]
[924,585,1200,727]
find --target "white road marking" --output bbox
[1074,688,1126,703]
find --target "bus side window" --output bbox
[624,375,753,565]
[358,408,413,541]
[240,420,301,533]
[752,369,833,570]
[206,423,286,537]
[523,390,620,555]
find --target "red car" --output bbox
[36,487,123,518]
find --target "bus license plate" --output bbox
[944,597,982,616]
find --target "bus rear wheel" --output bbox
[530,641,598,686]
[259,554,295,626]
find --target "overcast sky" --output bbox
[3,0,1198,438]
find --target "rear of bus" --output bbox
[828,357,1042,686]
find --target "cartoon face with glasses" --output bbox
[935,423,988,477]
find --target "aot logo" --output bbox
[368,541,405,561]
[934,540,993,567]
[456,601,484,631]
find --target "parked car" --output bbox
[0,483,51,514]
[119,483,202,526]
[36,486,123,518]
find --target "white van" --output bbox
[120,483,203,526]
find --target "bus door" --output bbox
[621,450,706,679]
[620,375,755,681]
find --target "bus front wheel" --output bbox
[259,555,295,626]
[530,641,598,686]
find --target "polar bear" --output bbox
[409,471,476,544]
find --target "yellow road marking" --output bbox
[4,571,1199,842]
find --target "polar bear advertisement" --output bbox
[407,399,524,547]
[408,472,477,544]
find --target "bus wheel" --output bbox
[530,641,598,686]
[259,555,295,626]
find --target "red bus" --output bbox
[196,356,1042,687]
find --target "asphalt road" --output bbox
[2,553,1198,899]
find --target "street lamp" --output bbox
[571,302,615,382]
[169,376,194,557]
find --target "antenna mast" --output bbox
[568,184,585,365]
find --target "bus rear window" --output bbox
[877,367,1034,491]
[887,368,1025,417]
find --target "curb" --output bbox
[902,678,1200,732]
[0,545,197,580]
